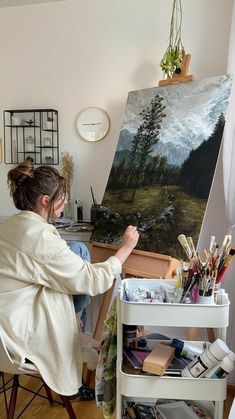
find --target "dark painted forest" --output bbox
[107,113,224,200]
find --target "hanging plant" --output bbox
[160,0,185,79]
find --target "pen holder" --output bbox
[90,204,101,224]
[198,294,215,305]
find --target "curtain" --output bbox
[222,0,235,385]
[223,0,235,227]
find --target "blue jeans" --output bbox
[66,241,91,330]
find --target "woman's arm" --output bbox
[113,225,139,265]
[33,225,139,296]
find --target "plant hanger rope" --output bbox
[170,0,183,49]
[160,0,185,79]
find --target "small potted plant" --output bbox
[160,0,185,79]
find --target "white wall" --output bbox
[0,0,233,219]
[1,0,235,386]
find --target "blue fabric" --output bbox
[66,241,91,328]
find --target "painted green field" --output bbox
[92,185,206,260]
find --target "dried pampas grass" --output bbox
[61,152,74,202]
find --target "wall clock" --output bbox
[76,107,110,142]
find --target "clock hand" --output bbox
[82,122,102,126]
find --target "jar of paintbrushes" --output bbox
[175,234,234,304]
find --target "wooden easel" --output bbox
[158,53,195,87]
[86,57,212,375]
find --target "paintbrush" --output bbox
[90,186,97,205]
[216,247,235,284]
[178,234,192,259]
[187,236,197,259]
[209,235,216,254]
[216,234,232,270]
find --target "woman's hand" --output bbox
[114,225,139,265]
[121,225,139,252]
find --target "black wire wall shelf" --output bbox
[3,108,59,165]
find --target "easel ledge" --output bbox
[91,242,180,279]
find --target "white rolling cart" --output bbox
[116,279,230,419]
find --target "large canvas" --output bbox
[91,75,232,259]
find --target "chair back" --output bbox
[0,330,77,419]
[0,330,34,375]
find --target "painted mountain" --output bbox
[91,75,232,259]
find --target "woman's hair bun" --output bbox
[7,160,34,194]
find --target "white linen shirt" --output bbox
[0,211,121,395]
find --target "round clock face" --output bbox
[76,107,110,142]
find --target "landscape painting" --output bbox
[91,75,232,259]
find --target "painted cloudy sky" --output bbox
[117,74,232,166]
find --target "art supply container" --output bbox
[171,338,203,360]
[90,204,101,223]
[75,199,83,221]
[123,325,137,349]
[198,294,215,305]
[181,338,230,378]
[137,337,147,349]
[205,351,235,379]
